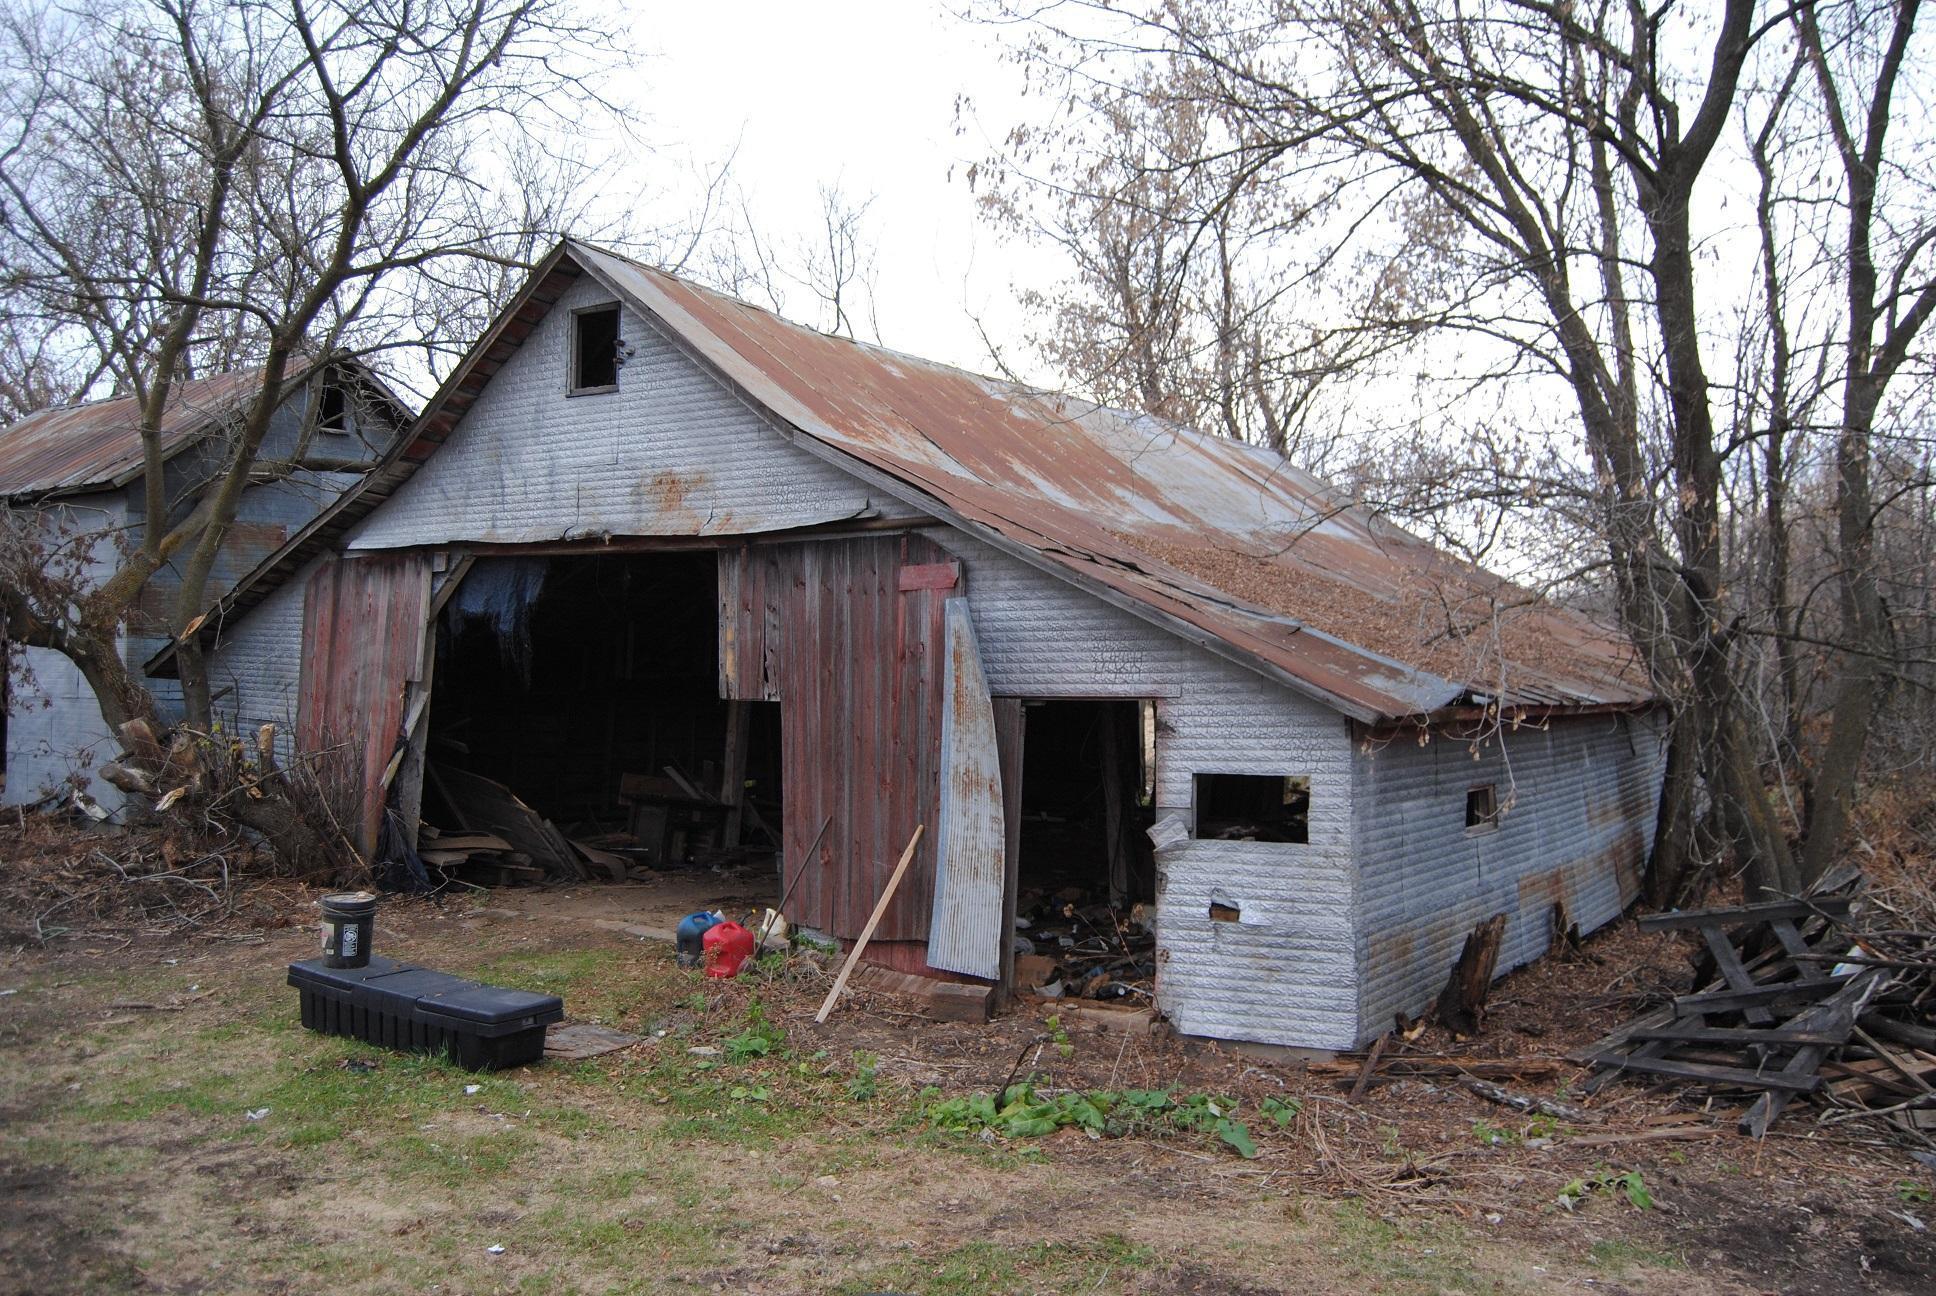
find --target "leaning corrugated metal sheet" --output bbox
[568,243,1647,723]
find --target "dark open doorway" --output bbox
[1009,699,1156,1002]
[419,550,781,885]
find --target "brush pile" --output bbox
[0,806,291,942]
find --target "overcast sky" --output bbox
[624,2,1053,380]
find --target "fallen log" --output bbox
[1461,1078,1597,1124]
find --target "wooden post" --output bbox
[816,824,925,1024]
[1435,913,1508,1038]
[1100,704,1129,907]
[719,700,751,848]
[993,699,1026,1000]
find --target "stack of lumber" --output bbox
[417,828,545,886]
[1580,876,1936,1138]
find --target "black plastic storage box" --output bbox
[288,955,564,1071]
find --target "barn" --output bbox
[162,240,1666,1050]
[1,360,408,813]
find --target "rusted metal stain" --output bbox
[571,241,1652,722]
[0,367,309,499]
[925,598,1005,979]
[295,552,431,857]
[724,532,954,941]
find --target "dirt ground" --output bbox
[3,861,1935,1295]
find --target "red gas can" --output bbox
[702,921,757,978]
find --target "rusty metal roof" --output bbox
[0,368,279,498]
[160,241,1651,720]
[568,242,1650,721]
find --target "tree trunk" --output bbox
[1646,724,1698,909]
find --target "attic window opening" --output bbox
[317,383,347,433]
[572,305,621,393]
[1192,773,1309,844]
[1466,784,1499,831]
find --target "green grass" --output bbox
[1587,1237,1685,1274]
[1,932,1653,1295]
[1327,1201,1487,1293]
[836,1234,1160,1296]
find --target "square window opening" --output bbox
[573,306,621,392]
[1466,784,1499,831]
[317,383,347,433]
[1193,773,1309,843]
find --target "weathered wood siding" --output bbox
[722,533,955,943]
[295,553,432,854]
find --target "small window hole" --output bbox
[1466,784,1499,830]
[1192,773,1309,843]
[573,306,620,391]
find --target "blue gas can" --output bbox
[675,911,721,968]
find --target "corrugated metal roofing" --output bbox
[567,242,1650,721]
[159,240,1652,721]
[0,368,282,498]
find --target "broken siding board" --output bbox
[295,552,432,855]
[927,599,1005,979]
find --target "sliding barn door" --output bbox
[926,598,1006,978]
[296,553,432,857]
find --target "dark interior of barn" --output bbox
[1010,699,1156,1000]
[419,551,781,884]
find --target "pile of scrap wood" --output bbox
[1579,874,1936,1138]
[424,764,630,886]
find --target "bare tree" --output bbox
[701,181,885,340]
[980,0,1936,897]
[0,0,638,862]
[971,53,1386,468]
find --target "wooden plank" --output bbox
[295,552,432,857]
[925,600,1005,980]
[1637,896,1853,931]
[1700,922,1775,1027]
[719,700,751,848]
[421,833,513,852]
[1349,1031,1390,1102]
[896,560,961,592]
[993,698,1026,997]
[544,1023,643,1061]
[1583,1053,1825,1093]
[817,825,925,1023]
[1627,1025,1851,1047]
[1768,917,1827,982]
[1100,703,1129,906]
[1672,976,1851,1015]
[1740,972,1879,1137]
